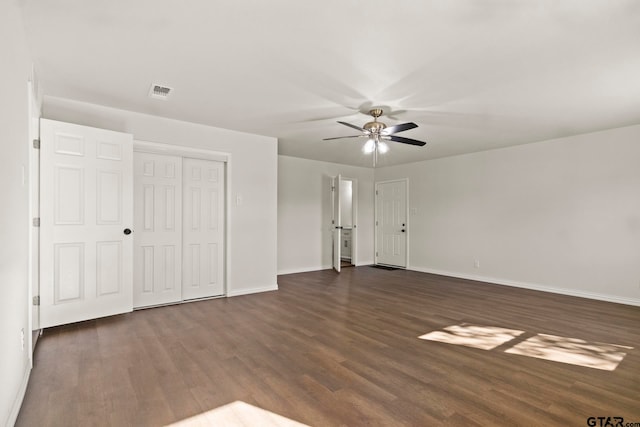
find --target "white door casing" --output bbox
[332,174,342,273]
[133,152,183,308]
[182,158,225,299]
[28,80,40,335]
[40,119,133,328]
[375,179,407,267]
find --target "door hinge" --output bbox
[33,139,40,149]
[376,252,378,257]
[375,190,378,195]
[33,296,40,306]
[32,217,40,227]
[375,220,378,226]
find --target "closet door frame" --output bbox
[133,140,230,298]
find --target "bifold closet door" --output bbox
[182,158,225,300]
[133,152,183,308]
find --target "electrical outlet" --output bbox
[474,260,480,269]
[20,328,25,351]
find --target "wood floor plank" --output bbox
[17,267,640,426]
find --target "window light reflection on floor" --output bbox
[418,323,524,350]
[505,333,632,371]
[166,401,310,427]
[419,324,633,371]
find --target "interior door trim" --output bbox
[133,140,229,162]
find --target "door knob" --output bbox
[401,229,405,233]
[123,228,132,235]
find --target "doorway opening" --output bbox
[339,179,355,268]
[332,175,358,273]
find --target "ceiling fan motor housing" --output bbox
[363,121,386,132]
[363,108,386,133]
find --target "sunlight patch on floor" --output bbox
[166,401,309,427]
[505,333,632,371]
[418,323,524,350]
[420,324,633,371]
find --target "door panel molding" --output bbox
[40,119,134,328]
[133,141,229,307]
[182,158,225,299]
[375,178,408,268]
[133,152,183,308]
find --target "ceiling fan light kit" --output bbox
[363,139,376,153]
[323,108,427,166]
[377,141,389,153]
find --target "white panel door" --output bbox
[40,119,133,328]
[332,175,342,273]
[376,180,407,267]
[133,152,183,308]
[182,158,225,299]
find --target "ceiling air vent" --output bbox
[148,83,173,100]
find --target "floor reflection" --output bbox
[167,401,309,427]
[420,324,633,371]
[419,323,524,350]
[505,333,632,371]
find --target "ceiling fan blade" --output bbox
[337,121,365,132]
[382,122,418,135]
[323,135,366,141]
[387,135,427,146]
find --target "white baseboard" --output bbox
[227,284,278,297]
[278,260,377,275]
[7,364,31,427]
[277,265,332,275]
[409,266,640,307]
[355,259,374,267]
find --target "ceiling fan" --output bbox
[323,108,427,165]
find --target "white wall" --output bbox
[375,125,640,305]
[278,155,374,274]
[0,1,33,425]
[44,96,278,296]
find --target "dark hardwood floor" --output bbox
[17,267,640,426]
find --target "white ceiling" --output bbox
[21,0,640,167]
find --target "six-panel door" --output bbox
[40,119,133,328]
[376,180,407,267]
[133,152,183,308]
[182,158,225,300]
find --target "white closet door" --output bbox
[182,158,225,299]
[133,152,183,308]
[40,119,133,328]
